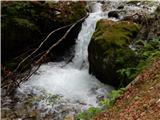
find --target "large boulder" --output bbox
[88,19,140,87]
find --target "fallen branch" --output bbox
[17,64,41,86]
[2,14,88,95]
[35,14,88,64]
[3,24,72,81]
[6,14,88,78]
[13,24,72,73]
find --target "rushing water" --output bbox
[16,2,113,119]
[2,1,159,120]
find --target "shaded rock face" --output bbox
[88,19,140,87]
[1,1,86,66]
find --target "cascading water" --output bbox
[2,1,159,120]
[16,2,113,119]
[69,2,103,69]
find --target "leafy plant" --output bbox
[100,88,125,108]
[76,107,102,120]
[76,88,125,120]
[116,38,160,87]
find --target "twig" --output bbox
[3,24,72,80]
[35,14,88,64]
[2,14,88,95]
[13,24,72,73]
[18,64,41,86]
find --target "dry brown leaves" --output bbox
[94,58,160,120]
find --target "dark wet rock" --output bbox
[108,11,119,19]
[117,5,124,9]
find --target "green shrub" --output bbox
[117,38,160,84]
[100,88,125,108]
[76,107,102,120]
[76,88,125,120]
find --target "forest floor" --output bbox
[94,58,160,120]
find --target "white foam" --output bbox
[20,63,112,107]
[18,2,113,110]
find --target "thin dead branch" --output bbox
[3,24,71,80]
[2,14,88,95]
[13,24,72,73]
[35,14,88,64]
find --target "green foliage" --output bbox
[100,88,125,108]
[76,107,102,120]
[138,38,160,58]
[134,38,160,73]
[76,88,125,120]
[117,38,160,84]
[117,68,137,83]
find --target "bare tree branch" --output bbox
[35,14,88,64]
[13,24,72,73]
[2,14,88,95]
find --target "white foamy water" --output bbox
[17,2,113,114]
[7,1,158,119]
[70,4,103,69]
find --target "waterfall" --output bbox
[16,2,113,119]
[69,3,102,69]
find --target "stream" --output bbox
[13,2,113,120]
[2,1,159,120]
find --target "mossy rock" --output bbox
[1,1,87,70]
[88,19,140,87]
